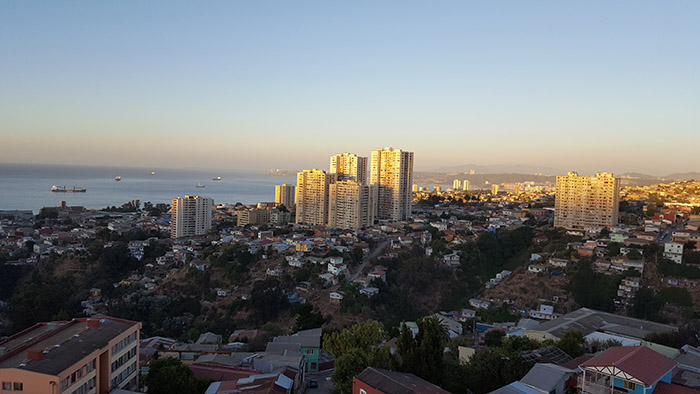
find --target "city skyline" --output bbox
[1,2,698,175]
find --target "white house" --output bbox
[443,252,460,267]
[360,287,379,297]
[328,262,347,276]
[469,298,491,309]
[528,265,547,273]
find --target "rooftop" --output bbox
[0,317,139,375]
[355,367,450,394]
[580,346,677,386]
[529,307,676,340]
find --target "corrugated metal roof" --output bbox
[580,346,677,385]
[355,367,450,394]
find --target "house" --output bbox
[328,259,347,276]
[664,242,684,264]
[470,298,491,309]
[266,265,284,277]
[443,252,461,267]
[500,363,577,394]
[353,367,450,394]
[528,265,547,273]
[318,273,335,286]
[273,328,322,372]
[549,258,569,268]
[330,292,344,305]
[197,332,223,344]
[217,289,231,297]
[360,287,379,297]
[529,305,560,320]
[578,346,677,394]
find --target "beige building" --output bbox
[453,179,462,190]
[330,153,367,185]
[554,172,620,230]
[0,317,141,394]
[370,147,414,221]
[274,184,296,208]
[171,195,213,238]
[463,180,470,191]
[491,184,499,195]
[295,169,332,226]
[328,181,376,230]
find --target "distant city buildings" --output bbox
[463,180,469,191]
[330,153,367,184]
[171,195,213,238]
[491,184,499,195]
[274,184,295,207]
[453,179,461,190]
[554,172,620,230]
[295,169,332,226]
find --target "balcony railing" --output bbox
[577,376,628,394]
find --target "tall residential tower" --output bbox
[171,195,213,238]
[295,169,332,226]
[274,184,296,207]
[370,147,414,221]
[554,172,620,230]
[330,153,368,184]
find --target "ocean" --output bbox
[0,164,295,213]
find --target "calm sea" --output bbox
[0,164,295,213]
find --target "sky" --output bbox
[1,1,698,175]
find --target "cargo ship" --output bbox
[51,185,87,193]
[212,176,221,181]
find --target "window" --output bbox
[360,390,367,394]
[13,383,23,391]
[624,381,636,390]
[2,382,11,390]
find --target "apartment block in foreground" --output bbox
[295,169,332,226]
[0,317,141,394]
[328,181,376,230]
[554,172,620,231]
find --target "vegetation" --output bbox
[144,358,211,394]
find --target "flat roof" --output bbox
[0,317,139,376]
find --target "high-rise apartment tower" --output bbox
[554,172,620,230]
[171,195,213,238]
[295,169,332,226]
[330,153,367,184]
[328,181,376,230]
[274,184,296,207]
[370,147,414,221]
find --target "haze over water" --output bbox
[0,164,294,213]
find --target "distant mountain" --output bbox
[663,172,700,181]
[619,172,657,179]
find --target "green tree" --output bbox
[632,287,665,321]
[397,316,449,386]
[556,329,585,358]
[483,330,506,347]
[331,349,369,394]
[465,348,532,394]
[323,320,388,358]
[145,358,209,394]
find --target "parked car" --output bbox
[308,380,318,388]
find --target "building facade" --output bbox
[554,172,620,231]
[0,317,141,394]
[330,153,367,185]
[171,195,213,238]
[453,179,461,190]
[463,180,470,191]
[370,148,414,222]
[328,181,376,230]
[274,184,296,208]
[295,169,332,226]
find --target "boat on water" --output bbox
[212,176,221,181]
[150,171,156,176]
[195,183,205,188]
[51,185,87,193]
[115,176,122,181]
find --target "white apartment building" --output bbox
[330,153,367,185]
[171,195,213,238]
[491,184,499,195]
[463,180,470,191]
[328,181,376,230]
[453,179,461,190]
[554,172,620,231]
[295,169,332,226]
[274,184,296,207]
[370,147,414,221]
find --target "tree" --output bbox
[483,330,506,347]
[331,349,369,394]
[465,348,532,394]
[293,303,325,332]
[396,316,449,386]
[632,287,664,322]
[323,320,388,358]
[145,358,209,394]
[556,329,585,358]
[249,278,288,322]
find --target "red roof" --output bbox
[654,382,700,394]
[580,346,677,385]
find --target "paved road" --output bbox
[306,370,334,394]
[348,239,391,281]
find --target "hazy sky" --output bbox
[1,1,698,175]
